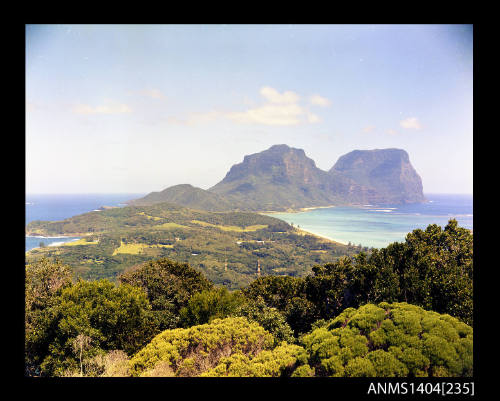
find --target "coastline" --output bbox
[26,235,82,253]
[26,231,95,237]
[259,204,337,215]
[259,205,351,246]
[294,227,348,246]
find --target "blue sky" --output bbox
[26,24,473,194]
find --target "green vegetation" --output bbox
[190,219,268,232]
[129,317,274,377]
[179,287,245,327]
[26,202,356,289]
[25,220,473,377]
[201,342,309,377]
[118,259,214,331]
[25,263,156,376]
[301,302,472,377]
[241,219,473,337]
[128,183,243,211]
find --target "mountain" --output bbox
[208,145,335,210]
[128,145,425,211]
[329,149,425,204]
[127,184,240,211]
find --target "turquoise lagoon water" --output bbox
[264,194,473,249]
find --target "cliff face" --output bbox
[329,149,425,204]
[209,145,339,210]
[129,145,425,211]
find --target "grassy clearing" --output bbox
[113,242,145,255]
[190,220,268,232]
[112,241,174,255]
[137,212,163,221]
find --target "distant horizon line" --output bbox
[26,191,473,196]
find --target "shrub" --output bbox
[179,287,245,327]
[301,302,472,377]
[129,317,274,377]
[201,342,308,377]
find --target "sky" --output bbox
[26,24,473,194]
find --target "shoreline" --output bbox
[260,204,338,215]
[294,227,349,246]
[26,235,82,253]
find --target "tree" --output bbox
[233,296,294,345]
[119,258,214,330]
[179,287,245,327]
[241,275,315,335]
[25,257,72,311]
[310,220,473,325]
[301,302,473,377]
[25,258,73,376]
[33,279,153,376]
[72,334,92,377]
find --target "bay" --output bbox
[264,193,473,249]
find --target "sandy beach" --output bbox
[294,227,348,245]
[260,204,337,215]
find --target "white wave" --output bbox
[48,238,79,247]
[48,241,65,247]
[369,209,393,212]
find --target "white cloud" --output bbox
[363,125,375,133]
[168,86,323,127]
[260,86,300,104]
[226,86,322,126]
[227,103,305,126]
[400,117,421,130]
[309,94,331,107]
[72,102,132,115]
[387,129,398,135]
[306,112,321,124]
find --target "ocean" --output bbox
[25,193,473,252]
[25,193,145,251]
[265,194,473,248]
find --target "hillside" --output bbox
[129,145,425,212]
[26,202,358,288]
[127,184,242,211]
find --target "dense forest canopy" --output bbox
[25,219,473,377]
